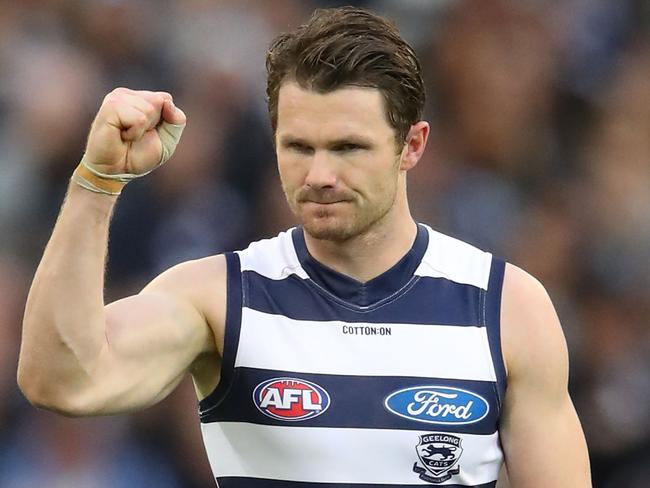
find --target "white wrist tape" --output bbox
[158,120,186,168]
[82,121,186,183]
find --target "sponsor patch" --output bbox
[413,433,463,484]
[384,385,489,425]
[253,377,330,421]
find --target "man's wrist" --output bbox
[71,163,127,196]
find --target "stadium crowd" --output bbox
[0,0,648,486]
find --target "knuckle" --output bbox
[142,101,156,116]
[103,87,129,104]
[146,94,164,109]
[103,96,118,107]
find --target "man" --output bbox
[18,6,591,487]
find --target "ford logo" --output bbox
[384,386,489,425]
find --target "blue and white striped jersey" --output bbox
[199,224,507,487]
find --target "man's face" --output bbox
[276,82,403,241]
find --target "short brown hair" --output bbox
[266,6,425,145]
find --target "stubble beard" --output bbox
[284,185,398,243]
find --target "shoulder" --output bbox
[417,225,492,289]
[145,226,299,314]
[501,263,569,385]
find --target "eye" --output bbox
[333,143,363,152]
[287,142,314,155]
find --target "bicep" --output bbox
[499,264,591,487]
[93,293,210,412]
[81,259,223,414]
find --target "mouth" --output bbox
[302,200,348,206]
[299,195,352,204]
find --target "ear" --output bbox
[399,121,430,171]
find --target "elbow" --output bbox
[16,361,42,406]
[18,374,56,413]
[17,369,65,414]
[17,367,96,418]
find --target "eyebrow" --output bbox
[278,134,374,148]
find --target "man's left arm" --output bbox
[499,264,591,487]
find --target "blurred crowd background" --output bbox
[0,0,648,486]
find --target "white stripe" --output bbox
[415,226,492,290]
[237,226,494,288]
[238,228,309,280]
[202,422,502,485]
[235,309,497,381]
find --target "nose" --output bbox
[304,150,337,189]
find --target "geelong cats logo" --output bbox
[413,433,463,484]
[253,378,330,421]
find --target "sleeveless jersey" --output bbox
[198,224,507,487]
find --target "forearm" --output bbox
[18,181,118,409]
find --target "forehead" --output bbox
[276,81,393,140]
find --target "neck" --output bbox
[303,193,417,283]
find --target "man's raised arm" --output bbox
[18,88,222,416]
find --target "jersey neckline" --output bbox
[291,224,429,307]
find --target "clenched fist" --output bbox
[82,88,186,180]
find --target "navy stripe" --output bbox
[216,478,497,488]
[292,225,429,307]
[244,272,482,326]
[201,367,499,435]
[199,252,243,416]
[484,258,507,409]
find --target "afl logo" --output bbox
[385,386,489,425]
[253,378,331,421]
